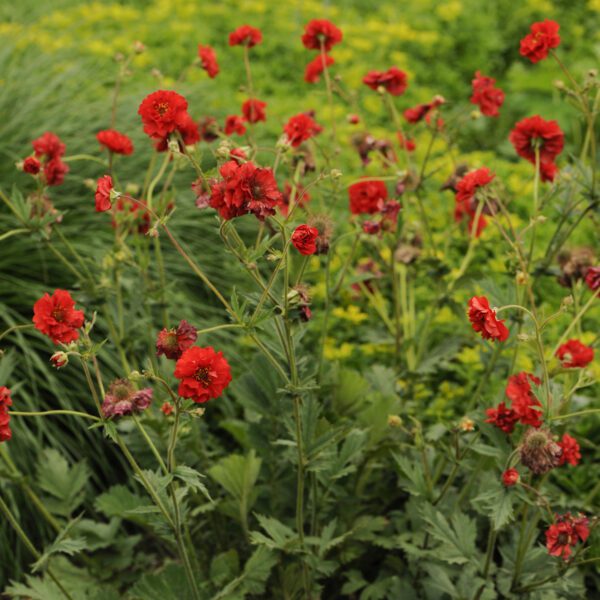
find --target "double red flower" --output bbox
[505,372,543,427]
[33,289,85,345]
[454,168,495,237]
[96,129,134,155]
[241,99,267,123]
[95,175,114,212]
[291,224,319,255]
[468,296,509,342]
[304,54,334,84]
[546,513,589,560]
[224,115,247,136]
[198,45,219,78]
[174,346,232,403]
[470,71,504,117]
[555,339,594,368]
[31,131,69,186]
[520,19,560,63]
[301,19,343,51]
[229,25,262,48]
[363,67,408,96]
[348,180,388,215]
[558,433,581,466]
[0,386,12,443]
[284,113,322,147]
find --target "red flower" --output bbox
[154,112,200,152]
[454,168,494,237]
[556,339,594,368]
[284,113,322,147]
[174,346,232,403]
[95,175,114,212]
[470,71,505,117]
[96,129,134,155]
[32,132,66,159]
[348,180,388,215]
[230,147,247,161]
[520,19,560,63]
[363,67,408,96]
[468,296,509,342]
[585,266,600,291]
[397,132,416,152]
[229,25,262,48]
[278,182,311,216]
[509,116,564,168]
[161,402,173,416]
[156,320,197,360]
[506,372,543,427]
[138,90,189,139]
[348,114,360,125]
[292,224,319,255]
[539,160,558,182]
[0,386,12,443]
[33,289,85,345]
[485,402,519,434]
[198,44,219,78]
[241,99,267,123]
[403,96,445,124]
[23,157,41,174]
[101,379,153,418]
[43,158,69,186]
[209,160,282,221]
[304,54,334,83]
[558,433,581,466]
[502,468,520,487]
[224,115,247,136]
[546,514,589,560]
[301,19,343,51]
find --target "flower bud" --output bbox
[128,370,144,382]
[50,352,68,369]
[330,169,342,180]
[553,79,565,90]
[470,110,481,120]
[133,40,146,54]
[502,468,519,487]
[388,415,403,428]
[459,417,475,432]
[516,271,528,285]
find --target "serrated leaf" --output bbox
[32,515,88,572]
[173,465,212,501]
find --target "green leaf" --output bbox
[392,453,429,497]
[128,562,197,600]
[250,514,297,551]
[173,465,212,501]
[32,515,88,572]
[95,485,145,519]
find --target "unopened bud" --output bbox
[330,169,342,180]
[459,417,475,432]
[561,295,574,308]
[516,271,528,285]
[470,110,481,120]
[50,352,68,369]
[133,40,146,54]
[388,415,403,428]
[114,52,125,63]
[128,370,144,382]
[553,80,565,90]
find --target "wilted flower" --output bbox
[101,379,153,418]
[519,428,562,475]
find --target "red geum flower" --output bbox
[585,266,600,291]
[0,386,12,443]
[33,289,85,345]
[363,67,408,96]
[161,402,173,416]
[284,113,322,147]
[156,320,197,360]
[485,402,519,434]
[520,19,560,63]
[348,179,388,215]
[278,182,311,217]
[96,129,134,155]
[101,379,153,419]
[138,90,189,139]
[558,433,581,466]
[539,160,559,182]
[348,113,360,125]
[546,514,588,561]
[454,168,495,237]
[198,44,219,78]
[209,160,282,221]
[32,132,66,159]
[241,99,267,124]
[43,158,69,186]
[509,115,564,168]
[468,296,509,342]
[95,175,114,212]
[154,112,200,152]
[291,224,319,255]
[505,372,543,427]
[304,54,334,84]
[556,339,594,368]
[502,468,520,487]
[229,25,262,48]
[470,71,505,117]
[301,19,343,51]
[230,147,247,161]
[224,115,247,136]
[403,96,445,124]
[174,346,232,403]
[22,157,41,174]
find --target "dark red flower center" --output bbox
[52,308,65,322]
[557,532,569,546]
[195,367,211,386]
[155,102,170,116]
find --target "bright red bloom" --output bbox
[32,132,66,159]
[348,180,388,215]
[278,182,311,216]
[585,266,600,291]
[198,44,219,78]
[556,339,594,368]
[230,147,247,161]
[348,113,360,125]
[43,157,69,186]
[470,71,505,117]
[520,19,560,63]
[284,113,322,147]
[101,379,153,419]
[33,289,85,345]
[224,115,247,136]
[403,96,445,124]
[558,433,581,466]
[539,160,558,182]
[174,346,232,403]
[468,296,509,342]
[95,175,114,212]
[209,160,282,221]
[506,372,543,427]
[363,67,408,96]
[23,156,41,174]
[241,99,267,124]
[96,129,134,155]
[156,320,197,360]
[138,90,189,139]
[546,514,589,560]
[485,402,519,434]
[301,19,343,51]
[509,116,564,169]
[454,168,494,237]
[154,112,200,152]
[229,25,262,48]
[502,468,520,487]
[161,402,173,416]
[292,224,319,255]
[0,386,12,443]
[304,54,334,84]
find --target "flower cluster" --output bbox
[470,71,504,117]
[28,131,69,186]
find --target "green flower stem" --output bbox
[0,228,29,242]
[320,40,337,145]
[81,360,102,414]
[0,495,74,600]
[62,154,107,166]
[196,323,245,336]
[317,253,332,382]
[132,414,168,475]
[0,323,35,343]
[551,408,600,421]
[9,410,99,421]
